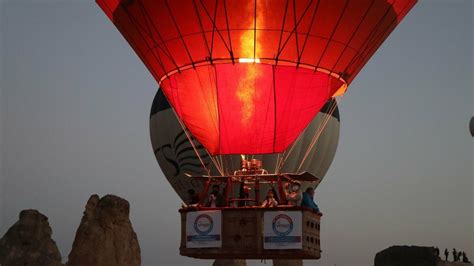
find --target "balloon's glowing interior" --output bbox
[162,63,343,154]
[97,0,416,155]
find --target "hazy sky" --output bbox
[0,1,472,266]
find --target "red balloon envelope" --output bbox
[97,0,416,155]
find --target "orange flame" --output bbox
[236,1,264,126]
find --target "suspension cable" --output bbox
[274,153,281,174]
[277,95,342,173]
[278,104,330,174]
[171,108,225,176]
[296,97,341,172]
[295,101,336,172]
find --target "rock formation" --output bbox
[67,194,141,266]
[375,245,440,266]
[0,209,63,266]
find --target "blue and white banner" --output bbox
[264,211,302,249]
[186,210,222,248]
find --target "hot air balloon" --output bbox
[150,89,340,203]
[97,0,417,260]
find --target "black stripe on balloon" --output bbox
[320,99,340,122]
[173,131,201,150]
[175,145,206,158]
[155,144,209,176]
[179,162,207,169]
[155,127,211,175]
[175,137,202,151]
[150,89,172,117]
[154,144,180,177]
[173,130,187,148]
[178,156,208,166]
[175,135,195,153]
[154,144,171,155]
[178,154,210,163]
[181,166,207,174]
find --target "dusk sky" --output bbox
[0,1,472,266]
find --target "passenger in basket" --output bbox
[285,182,302,207]
[261,189,278,208]
[187,189,200,205]
[238,183,252,207]
[206,185,226,208]
[301,187,320,212]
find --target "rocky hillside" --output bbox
[68,194,141,266]
[0,194,140,266]
[375,246,472,266]
[0,210,62,266]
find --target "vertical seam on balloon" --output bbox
[279,68,296,157]
[197,0,232,57]
[313,0,349,72]
[195,66,220,152]
[258,66,276,153]
[165,0,196,68]
[210,0,218,60]
[348,0,411,76]
[120,4,169,78]
[121,6,162,69]
[208,67,220,142]
[341,3,393,77]
[293,0,299,62]
[276,0,313,63]
[192,0,213,63]
[222,0,234,63]
[286,69,297,154]
[214,66,225,156]
[329,0,376,76]
[272,65,277,153]
[298,0,320,67]
[135,1,181,73]
[137,1,177,66]
[253,0,257,59]
[132,6,170,76]
[275,0,290,65]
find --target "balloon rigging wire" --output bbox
[171,108,224,176]
[277,130,304,174]
[218,155,225,175]
[296,96,341,173]
[188,61,225,176]
[302,97,339,170]
[277,93,340,174]
[275,68,304,173]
